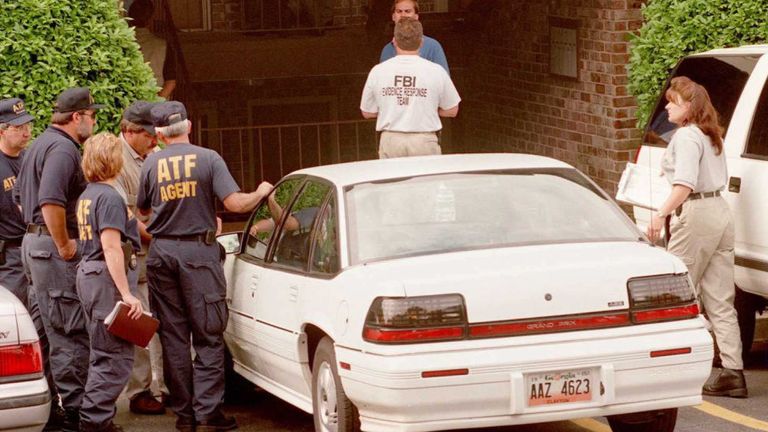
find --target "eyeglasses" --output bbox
[7,123,32,132]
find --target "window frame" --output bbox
[238,175,306,264]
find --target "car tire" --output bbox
[607,408,677,432]
[734,286,765,362]
[312,337,360,432]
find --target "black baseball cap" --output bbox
[123,101,157,134]
[151,101,188,128]
[0,98,34,126]
[53,87,105,113]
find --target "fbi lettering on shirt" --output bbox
[157,155,198,202]
[77,200,93,241]
[3,175,15,192]
[381,75,428,106]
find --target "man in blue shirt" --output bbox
[379,0,449,74]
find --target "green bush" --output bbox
[0,0,159,137]
[628,0,768,127]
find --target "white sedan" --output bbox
[220,153,713,432]
[0,287,50,432]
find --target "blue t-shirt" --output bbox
[77,182,133,262]
[0,150,25,241]
[14,126,86,236]
[137,143,240,236]
[379,35,449,74]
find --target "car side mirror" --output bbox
[217,232,242,254]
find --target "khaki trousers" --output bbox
[379,131,441,159]
[668,196,742,369]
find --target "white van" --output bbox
[623,45,768,361]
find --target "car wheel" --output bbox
[734,286,764,362]
[312,337,360,432]
[607,408,677,432]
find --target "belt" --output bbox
[155,233,207,242]
[686,190,721,201]
[0,238,22,248]
[26,223,78,239]
[26,223,51,236]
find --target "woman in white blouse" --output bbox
[646,76,746,398]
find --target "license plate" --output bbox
[526,368,593,407]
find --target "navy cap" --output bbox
[0,98,34,126]
[151,101,188,128]
[53,87,105,113]
[123,101,156,134]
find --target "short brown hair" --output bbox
[120,118,146,134]
[392,0,419,13]
[394,17,422,51]
[51,111,76,125]
[82,132,123,182]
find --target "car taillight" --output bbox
[363,294,467,344]
[0,342,43,379]
[628,274,699,323]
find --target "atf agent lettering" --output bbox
[2,175,14,192]
[157,154,198,202]
[77,199,93,240]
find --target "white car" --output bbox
[220,153,713,432]
[0,287,50,432]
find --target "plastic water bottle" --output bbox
[434,182,456,222]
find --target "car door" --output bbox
[255,179,332,399]
[727,59,768,294]
[227,177,304,378]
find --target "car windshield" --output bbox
[345,169,640,264]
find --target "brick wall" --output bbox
[460,0,643,193]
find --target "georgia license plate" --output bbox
[526,368,593,407]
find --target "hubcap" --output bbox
[316,361,339,432]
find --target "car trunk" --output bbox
[361,241,682,324]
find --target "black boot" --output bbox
[702,368,748,398]
[62,408,80,432]
[197,411,237,432]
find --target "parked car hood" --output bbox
[352,241,686,323]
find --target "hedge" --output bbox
[628,0,768,128]
[0,0,159,136]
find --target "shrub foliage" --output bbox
[628,0,768,127]
[0,0,158,135]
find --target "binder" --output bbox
[104,301,159,348]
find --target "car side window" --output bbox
[272,181,330,271]
[745,82,768,159]
[310,195,339,274]
[243,178,302,260]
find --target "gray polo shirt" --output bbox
[661,125,727,193]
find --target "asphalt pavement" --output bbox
[114,344,768,432]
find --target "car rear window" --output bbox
[644,55,759,147]
[345,169,640,264]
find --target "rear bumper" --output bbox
[336,321,712,432]
[0,376,50,432]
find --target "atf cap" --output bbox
[123,101,157,135]
[151,101,188,128]
[0,98,34,126]
[53,87,105,113]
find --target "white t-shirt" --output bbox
[360,56,461,132]
[135,28,167,86]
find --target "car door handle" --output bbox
[729,176,741,193]
[289,285,298,302]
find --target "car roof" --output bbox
[290,153,574,186]
[693,45,768,56]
